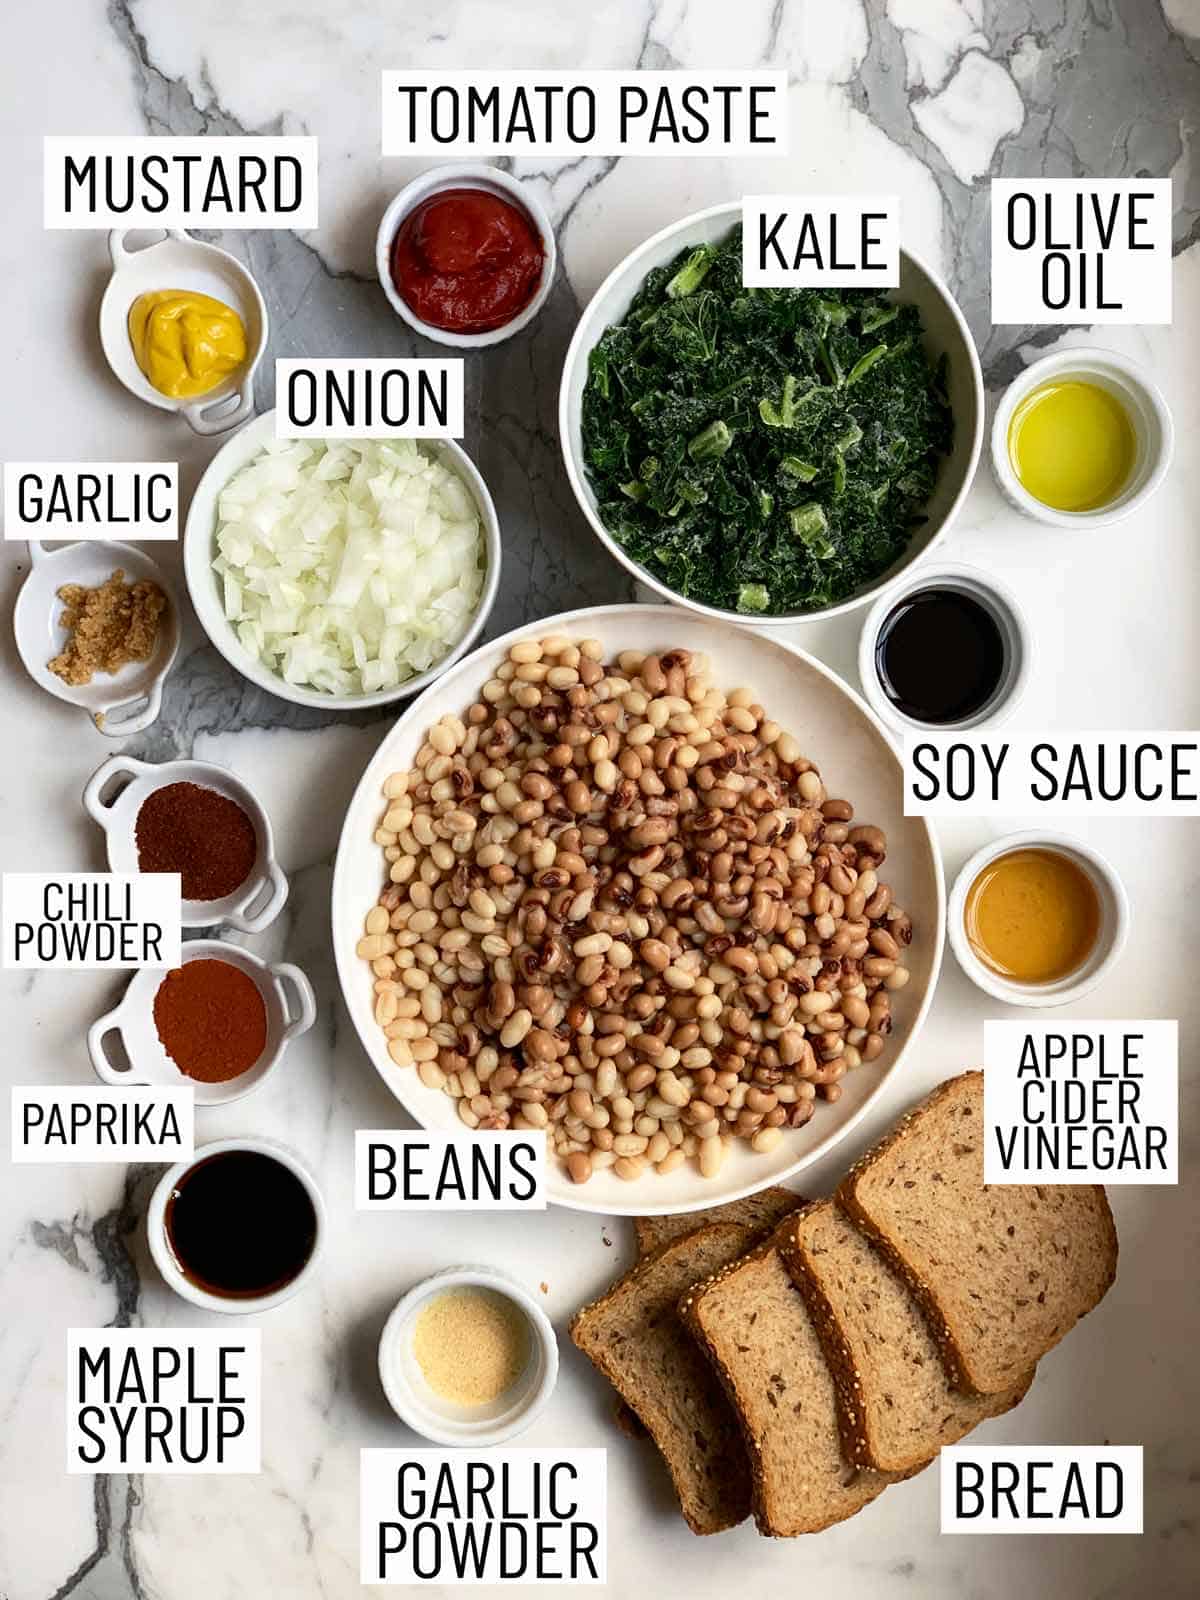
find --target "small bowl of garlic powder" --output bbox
[378,1266,558,1446]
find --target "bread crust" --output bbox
[837,1072,1118,1396]
[777,1200,1034,1472]
[679,1218,905,1536]
[570,1223,754,1535]
[633,1186,803,1257]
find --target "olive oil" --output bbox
[1008,379,1135,512]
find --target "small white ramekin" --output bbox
[378,1265,558,1446]
[147,1137,326,1313]
[858,561,1032,736]
[948,830,1130,1008]
[375,163,556,348]
[991,347,1174,528]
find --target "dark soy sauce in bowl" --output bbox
[164,1149,317,1299]
[875,588,1006,725]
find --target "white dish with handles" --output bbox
[182,409,502,711]
[332,603,945,1216]
[88,940,316,1107]
[559,201,984,624]
[83,754,289,933]
[100,227,267,436]
[13,539,180,736]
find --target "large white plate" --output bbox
[332,604,945,1215]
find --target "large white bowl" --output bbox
[559,203,983,623]
[183,410,501,710]
[332,604,945,1216]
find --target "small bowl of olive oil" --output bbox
[991,348,1173,528]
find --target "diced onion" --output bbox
[211,439,486,697]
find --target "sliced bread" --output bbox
[570,1223,755,1535]
[778,1199,1034,1472]
[634,1187,804,1256]
[680,1222,904,1537]
[838,1072,1118,1395]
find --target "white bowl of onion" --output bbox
[183,411,500,709]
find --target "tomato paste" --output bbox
[390,187,545,334]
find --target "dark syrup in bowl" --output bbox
[164,1149,318,1299]
[875,588,1006,725]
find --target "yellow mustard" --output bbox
[128,289,247,399]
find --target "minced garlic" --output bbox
[412,1287,531,1407]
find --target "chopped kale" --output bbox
[580,226,953,614]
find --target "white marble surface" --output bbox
[3,2,1199,1596]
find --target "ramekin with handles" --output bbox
[147,1136,326,1312]
[14,539,180,735]
[88,940,316,1107]
[99,227,267,436]
[83,754,289,933]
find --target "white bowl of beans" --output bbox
[332,604,945,1215]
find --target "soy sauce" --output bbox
[164,1149,317,1299]
[875,588,1005,724]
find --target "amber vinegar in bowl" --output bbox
[948,831,1129,1007]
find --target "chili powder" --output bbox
[136,781,257,901]
[154,959,268,1083]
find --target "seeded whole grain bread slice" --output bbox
[570,1223,755,1535]
[633,1187,804,1257]
[778,1199,1035,1473]
[838,1072,1118,1396]
[680,1221,908,1537]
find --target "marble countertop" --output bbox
[3,2,1199,1596]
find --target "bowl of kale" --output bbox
[560,205,983,621]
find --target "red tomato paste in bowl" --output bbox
[390,188,546,334]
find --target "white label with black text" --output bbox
[361,1448,606,1584]
[68,1330,260,1474]
[991,179,1170,324]
[381,71,787,158]
[741,196,899,287]
[984,1022,1176,1184]
[2,873,180,970]
[355,1131,546,1209]
[275,359,464,439]
[941,1446,1142,1533]
[4,463,177,540]
[12,1086,194,1164]
[44,136,318,228]
[903,732,1200,817]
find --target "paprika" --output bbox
[153,958,268,1083]
[135,781,258,902]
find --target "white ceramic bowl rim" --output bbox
[558,200,985,624]
[857,561,1033,735]
[332,601,946,1215]
[374,163,557,348]
[182,409,501,710]
[947,829,1130,1007]
[377,1265,559,1446]
[990,346,1175,529]
[146,1136,326,1313]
